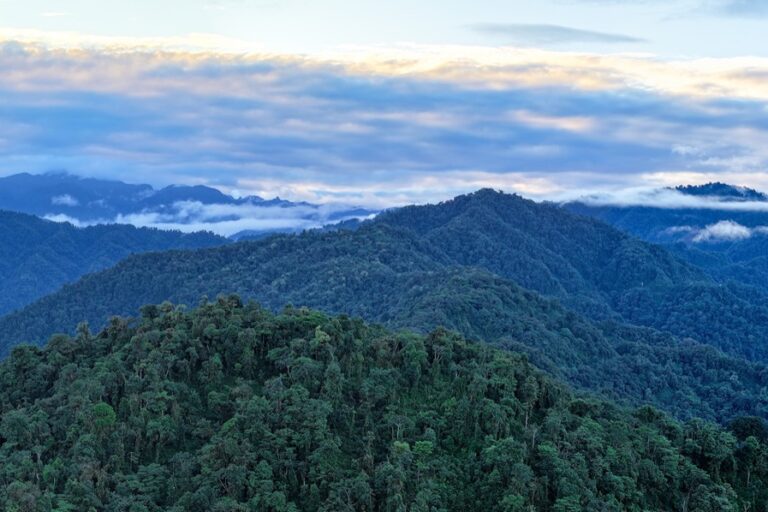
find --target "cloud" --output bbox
[0,32,767,205]
[693,220,757,242]
[469,23,646,45]
[663,225,696,234]
[44,200,371,237]
[569,187,768,211]
[51,194,79,206]
[512,110,597,133]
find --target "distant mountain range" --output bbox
[675,182,768,202]
[567,183,768,242]
[0,210,225,316]
[0,172,375,237]
[5,189,768,423]
[0,172,375,315]
[565,182,768,292]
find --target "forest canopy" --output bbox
[0,297,767,511]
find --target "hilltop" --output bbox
[0,298,762,511]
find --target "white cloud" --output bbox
[663,225,696,234]
[692,220,753,242]
[1,31,768,206]
[51,194,79,206]
[45,200,372,237]
[512,110,597,133]
[568,187,768,212]
[42,213,89,226]
[2,31,768,101]
[647,219,768,243]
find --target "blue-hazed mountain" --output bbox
[564,182,768,292]
[0,172,297,219]
[676,182,768,201]
[0,172,375,237]
[3,189,768,423]
[566,183,768,242]
[0,210,226,315]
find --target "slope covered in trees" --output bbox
[664,240,768,294]
[1,297,766,511]
[373,189,768,362]
[2,192,768,423]
[5,190,768,361]
[0,210,226,315]
[564,184,768,293]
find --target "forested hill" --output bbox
[376,189,702,307]
[1,297,765,511]
[3,190,768,423]
[564,191,768,295]
[3,189,765,361]
[0,210,226,315]
[676,182,768,201]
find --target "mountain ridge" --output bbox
[3,189,768,423]
[0,209,226,315]
[675,182,768,201]
[564,182,768,294]
[0,172,375,237]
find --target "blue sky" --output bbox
[0,0,767,205]
[3,0,768,57]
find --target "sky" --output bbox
[1,0,768,206]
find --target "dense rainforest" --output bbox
[10,188,768,360]
[564,183,768,294]
[3,190,768,424]
[0,210,226,315]
[2,297,767,512]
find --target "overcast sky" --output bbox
[0,0,767,205]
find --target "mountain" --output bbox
[0,210,226,316]
[0,172,375,237]
[0,172,154,219]
[4,190,768,423]
[676,182,768,201]
[0,172,289,220]
[564,183,768,293]
[1,298,764,511]
[0,189,704,347]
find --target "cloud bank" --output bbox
[692,220,754,242]
[1,30,768,205]
[44,200,372,237]
[569,186,768,212]
[660,220,768,243]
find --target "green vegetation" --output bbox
[9,189,765,359]
[3,190,768,423]
[0,210,225,315]
[564,189,768,295]
[2,297,767,511]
